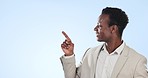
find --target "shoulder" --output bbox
[85,44,104,55]
[81,44,104,60]
[125,45,147,61]
[128,46,146,58]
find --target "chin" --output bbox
[97,39,104,42]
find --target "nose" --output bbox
[94,26,99,31]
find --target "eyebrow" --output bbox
[97,19,104,24]
[97,22,100,25]
[96,19,103,25]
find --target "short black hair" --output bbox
[102,7,129,37]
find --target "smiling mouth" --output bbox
[96,32,100,35]
[96,34,100,37]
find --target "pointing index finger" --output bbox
[62,31,71,41]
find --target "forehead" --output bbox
[98,14,110,24]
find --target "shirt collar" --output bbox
[102,41,125,55]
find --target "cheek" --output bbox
[100,28,110,34]
[99,30,104,35]
[104,30,112,37]
[98,30,105,39]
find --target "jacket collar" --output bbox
[92,43,130,78]
[111,44,130,78]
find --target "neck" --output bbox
[105,39,123,54]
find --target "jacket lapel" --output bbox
[111,45,130,78]
[92,44,104,78]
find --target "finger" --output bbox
[63,41,68,46]
[61,43,70,49]
[65,40,71,45]
[62,31,71,41]
[62,41,69,47]
[61,44,66,49]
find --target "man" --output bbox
[60,7,148,78]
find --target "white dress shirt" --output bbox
[95,42,125,78]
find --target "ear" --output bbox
[110,25,118,33]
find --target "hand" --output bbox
[61,31,74,56]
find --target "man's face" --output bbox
[94,14,112,42]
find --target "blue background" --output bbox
[0,0,148,78]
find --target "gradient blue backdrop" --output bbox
[0,0,148,78]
